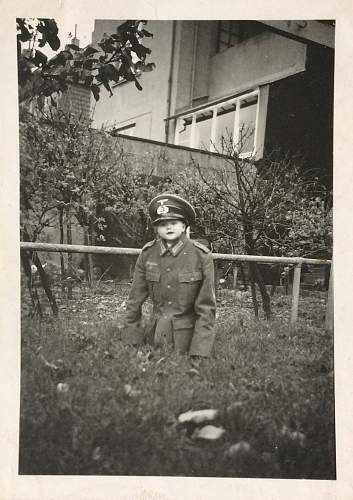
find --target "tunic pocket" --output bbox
[178,270,202,307]
[146,271,161,302]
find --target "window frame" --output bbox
[216,21,266,53]
[174,89,260,158]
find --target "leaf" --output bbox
[134,77,143,91]
[105,63,120,82]
[83,46,99,57]
[90,84,100,101]
[60,50,74,61]
[47,35,61,51]
[124,383,141,398]
[140,62,156,72]
[178,409,219,424]
[32,50,48,67]
[97,69,113,96]
[84,75,94,87]
[226,441,251,458]
[187,368,200,376]
[141,29,153,38]
[192,425,225,440]
[83,58,99,70]
[17,27,32,43]
[92,446,102,461]
[99,41,116,53]
[67,43,80,51]
[56,382,70,393]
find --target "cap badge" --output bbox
[156,199,169,215]
[157,205,169,215]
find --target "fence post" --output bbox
[290,263,302,326]
[325,263,334,333]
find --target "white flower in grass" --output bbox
[57,382,69,393]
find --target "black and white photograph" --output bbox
[2,1,353,499]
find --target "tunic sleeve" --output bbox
[189,252,216,357]
[123,252,149,345]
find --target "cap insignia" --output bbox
[156,199,169,215]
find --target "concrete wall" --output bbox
[91,20,174,141]
[111,134,231,176]
[208,31,307,100]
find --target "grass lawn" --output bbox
[19,282,335,478]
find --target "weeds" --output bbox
[19,284,335,478]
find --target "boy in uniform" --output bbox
[123,193,216,358]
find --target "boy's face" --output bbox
[156,219,186,242]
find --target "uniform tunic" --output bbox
[123,233,216,357]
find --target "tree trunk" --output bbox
[248,262,259,318]
[83,226,93,286]
[21,252,42,317]
[66,207,73,300]
[214,261,219,300]
[88,217,95,287]
[233,265,238,290]
[253,262,272,319]
[239,263,247,290]
[31,252,59,317]
[21,225,58,317]
[59,207,66,293]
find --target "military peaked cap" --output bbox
[148,193,196,226]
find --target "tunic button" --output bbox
[191,278,194,281]
[166,268,171,272]
[167,285,171,289]
[168,301,172,305]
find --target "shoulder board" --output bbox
[192,240,210,253]
[141,239,156,251]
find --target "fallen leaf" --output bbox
[124,384,141,398]
[192,425,225,440]
[178,409,219,425]
[187,368,200,376]
[39,354,58,370]
[92,446,102,461]
[226,401,244,416]
[226,441,251,458]
[56,382,69,393]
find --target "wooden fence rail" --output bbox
[20,242,333,328]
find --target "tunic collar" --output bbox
[159,233,187,257]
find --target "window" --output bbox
[174,90,261,157]
[216,21,266,53]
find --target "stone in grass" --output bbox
[225,441,252,459]
[192,425,225,440]
[178,409,219,425]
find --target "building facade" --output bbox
[89,19,334,185]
